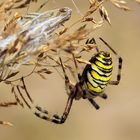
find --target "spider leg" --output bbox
[86,91,107,109]
[15,58,75,124]
[60,57,75,94]
[88,98,100,110]
[109,56,122,85]
[16,85,56,123]
[99,37,123,85]
[99,93,108,99]
[53,57,76,123]
[31,57,76,124]
[33,89,75,124]
[52,90,75,124]
[21,77,34,103]
[87,91,107,109]
[16,85,31,109]
[72,53,87,99]
[72,53,82,81]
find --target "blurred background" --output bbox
[0,0,140,140]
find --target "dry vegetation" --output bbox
[0,0,139,126]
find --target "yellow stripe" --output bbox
[87,71,98,87]
[95,60,113,70]
[87,73,108,88]
[99,53,111,59]
[96,57,112,64]
[93,78,108,85]
[91,64,104,75]
[87,82,105,93]
[91,64,112,77]
[91,70,112,81]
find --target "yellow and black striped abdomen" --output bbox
[82,51,113,94]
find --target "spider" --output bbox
[17,37,123,124]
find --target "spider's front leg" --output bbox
[14,57,76,124]
[34,90,75,124]
[18,58,76,124]
[51,57,77,124]
[17,83,75,124]
[51,90,76,124]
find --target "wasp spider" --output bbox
[18,37,123,124]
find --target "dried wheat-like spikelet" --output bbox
[109,0,130,11]
[99,5,111,25]
[0,7,72,66]
[0,0,38,27]
[0,0,37,12]
[1,12,22,38]
[71,0,139,25]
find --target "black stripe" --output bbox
[34,112,49,120]
[93,78,108,85]
[86,71,108,87]
[89,58,113,73]
[89,67,112,78]
[94,62,113,73]
[87,79,98,88]
[36,106,48,114]
[117,75,121,81]
[102,57,112,62]
[53,114,61,119]
[100,85,106,89]
[119,64,122,69]
[96,57,112,65]
[95,59,113,67]
[88,70,111,83]
[119,57,123,63]
[52,119,61,124]
[87,79,107,90]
